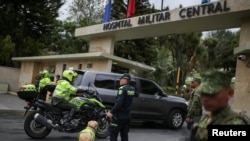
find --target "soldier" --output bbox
[191,70,247,141]
[185,77,202,130]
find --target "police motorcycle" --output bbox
[17,83,110,139]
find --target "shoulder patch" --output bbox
[118,89,123,95]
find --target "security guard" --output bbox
[38,70,51,100]
[51,69,78,127]
[106,73,136,141]
[191,70,248,141]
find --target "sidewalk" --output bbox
[0,92,26,111]
[7,91,17,96]
[0,91,17,95]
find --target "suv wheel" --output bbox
[165,109,184,129]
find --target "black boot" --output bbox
[63,108,75,128]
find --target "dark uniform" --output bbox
[109,73,136,141]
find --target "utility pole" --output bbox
[161,0,164,11]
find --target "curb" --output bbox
[0,91,17,96]
[8,91,17,96]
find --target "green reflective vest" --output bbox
[79,127,96,141]
[52,79,77,101]
[38,77,51,91]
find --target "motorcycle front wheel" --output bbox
[24,111,52,139]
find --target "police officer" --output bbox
[38,70,51,101]
[191,70,247,141]
[185,77,202,129]
[106,73,136,141]
[51,69,78,127]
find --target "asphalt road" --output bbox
[0,93,190,141]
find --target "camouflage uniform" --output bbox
[191,70,247,141]
[187,90,202,123]
[192,106,246,141]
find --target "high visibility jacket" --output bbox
[52,79,77,101]
[38,77,51,91]
[79,127,96,141]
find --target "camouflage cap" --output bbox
[196,70,231,94]
[193,77,201,83]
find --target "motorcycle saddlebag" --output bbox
[17,91,38,101]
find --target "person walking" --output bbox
[185,77,202,130]
[106,73,137,141]
[191,70,248,141]
[51,69,78,127]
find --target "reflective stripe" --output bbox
[127,90,135,96]
[52,80,77,100]
[110,123,118,127]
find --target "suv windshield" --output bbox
[73,72,85,86]
[139,79,166,96]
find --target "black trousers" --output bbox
[51,97,77,122]
[109,117,130,141]
[38,87,47,101]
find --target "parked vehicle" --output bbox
[17,84,110,139]
[73,70,188,129]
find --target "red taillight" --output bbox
[19,87,25,91]
[26,101,31,107]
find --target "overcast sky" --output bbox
[58,0,217,20]
[149,0,214,10]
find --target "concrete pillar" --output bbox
[19,62,37,87]
[233,18,250,116]
[88,36,115,72]
[89,36,115,54]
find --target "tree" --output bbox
[113,0,158,71]
[158,32,202,94]
[0,35,15,65]
[202,29,239,74]
[0,0,63,66]
[68,0,105,24]
[47,20,90,54]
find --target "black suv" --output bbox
[73,70,187,129]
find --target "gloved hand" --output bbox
[76,88,84,96]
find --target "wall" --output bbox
[0,66,20,91]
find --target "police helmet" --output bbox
[62,70,77,82]
[121,73,131,80]
[41,70,49,78]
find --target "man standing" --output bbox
[191,70,247,141]
[185,77,202,129]
[106,73,136,141]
